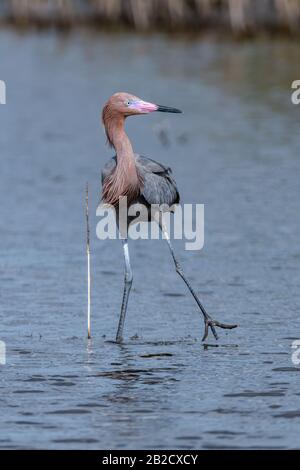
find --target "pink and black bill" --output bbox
[128,99,182,114]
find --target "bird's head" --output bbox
[102,92,182,120]
[102,92,182,147]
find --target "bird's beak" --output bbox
[156,105,183,114]
[130,100,182,114]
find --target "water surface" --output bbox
[0,30,300,449]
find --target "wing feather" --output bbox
[101,154,180,207]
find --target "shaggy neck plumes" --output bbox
[102,107,142,207]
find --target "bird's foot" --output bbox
[202,315,237,342]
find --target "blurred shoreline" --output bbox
[1,0,300,36]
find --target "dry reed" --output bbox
[86,182,91,339]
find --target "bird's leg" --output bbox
[116,238,133,343]
[159,220,237,341]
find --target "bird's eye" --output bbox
[126,100,131,106]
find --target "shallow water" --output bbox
[0,30,300,449]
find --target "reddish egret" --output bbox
[101,92,237,343]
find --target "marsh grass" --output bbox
[2,0,300,33]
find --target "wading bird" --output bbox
[101,92,237,343]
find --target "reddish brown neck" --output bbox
[102,112,141,207]
[108,114,136,170]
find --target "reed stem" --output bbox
[86,182,91,339]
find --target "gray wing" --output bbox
[101,154,180,206]
[136,155,180,207]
